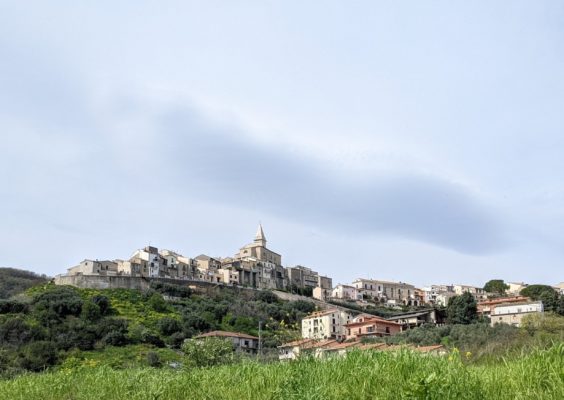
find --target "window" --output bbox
[244,340,249,347]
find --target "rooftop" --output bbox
[194,330,258,340]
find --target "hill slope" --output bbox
[0,268,49,299]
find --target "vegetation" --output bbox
[483,279,509,295]
[0,268,49,299]
[0,282,311,376]
[521,285,564,315]
[446,292,478,324]
[366,313,564,364]
[0,344,562,399]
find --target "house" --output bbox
[278,338,337,360]
[453,284,488,301]
[344,314,402,340]
[286,265,332,293]
[477,296,531,317]
[193,331,259,353]
[352,278,417,305]
[490,301,544,327]
[507,282,528,295]
[385,310,437,329]
[313,286,331,301]
[331,284,361,300]
[66,259,118,276]
[301,309,353,340]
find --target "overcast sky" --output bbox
[1,1,563,288]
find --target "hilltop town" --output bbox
[53,225,563,360]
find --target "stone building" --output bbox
[67,259,118,276]
[352,278,417,305]
[228,225,287,290]
[286,265,332,292]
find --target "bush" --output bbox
[168,332,186,348]
[15,341,58,372]
[102,331,129,347]
[80,301,101,322]
[91,295,111,315]
[32,286,83,320]
[158,317,182,337]
[146,351,162,367]
[182,337,235,368]
[253,291,278,304]
[0,300,29,314]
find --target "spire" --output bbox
[254,224,267,246]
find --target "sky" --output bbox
[1,1,563,288]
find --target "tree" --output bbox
[447,292,477,325]
[520,285,557,299]
[520,285,562,314]
[483,280,509,295]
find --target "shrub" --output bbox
[15,341,58,372]
[102,331,129,347]
[182,337,235,368]
[158,317,182,336]
[0,300,29,314]
[146,351,162,367]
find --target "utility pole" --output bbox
[258,320,263,359]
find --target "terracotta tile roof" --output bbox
[194,330,258,340]
[381,344,415,351]
[278,338,315,348]
[322,341,360,351]
[304,309,340,318]
[301,339,337,350]
[414,345,445,353]
[357,342,387,350]
[346,316,401,327]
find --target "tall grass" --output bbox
[1,344,563,400]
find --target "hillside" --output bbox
[0,268,49,299]
[0,282,312,375]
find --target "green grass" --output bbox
[60,344,184,370]
[1,344,563,400]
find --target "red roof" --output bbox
[194,330,258,340]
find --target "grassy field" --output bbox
[1,344,562,400]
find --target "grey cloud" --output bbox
[154,107,506,254]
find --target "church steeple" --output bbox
[254,224,267,247]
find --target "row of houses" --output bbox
[279,339,446,360]
[61,225,560,313]
[62,225,333,293]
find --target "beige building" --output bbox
[507,282,528,295]
[453,284,488,301]
[286,265,333,294]
[230,225,287,290]
[352,278,417,305]
[331,284,360,300]
[218,268,240,285]
[301,309,353,340]
[67,259,118,276]
[313,286,331,301]
[491,301,543,327]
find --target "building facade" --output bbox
[301,309,353,340]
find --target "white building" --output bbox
[491,301,543,327]
[301,309,353,340]
[331,284,361,300]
